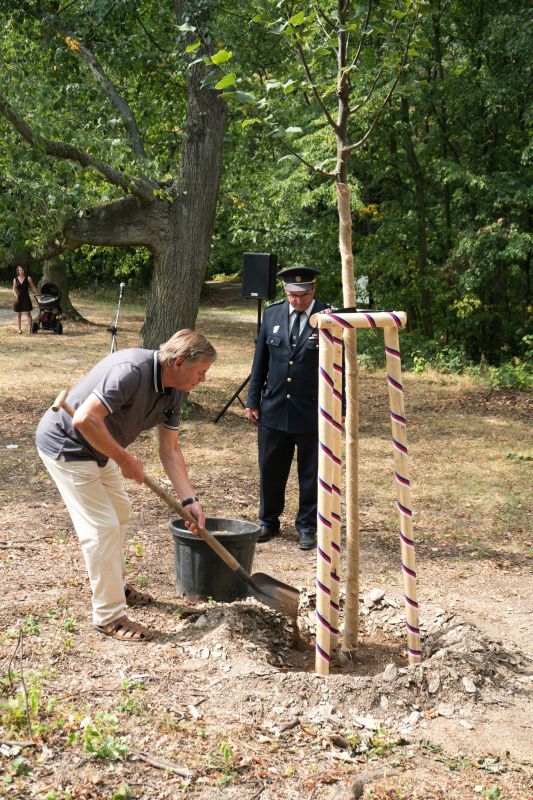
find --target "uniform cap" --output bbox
[277,266,320,293]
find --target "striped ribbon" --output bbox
[313,308,421,675]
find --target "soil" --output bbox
[0,282,531,800]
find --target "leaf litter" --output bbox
[0,285,531,798]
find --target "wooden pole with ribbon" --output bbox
[312,309,421,673]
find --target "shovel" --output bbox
[51,390,300,619]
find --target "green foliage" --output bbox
[437,753,475,771]
[22,614,40,636]
[208,740,240,785]
[0,670,42,736]
[181,400,194,421]
[507,452,533,464]
[420,739,444,753]
[63,616,76,633]
[0,0,187,261]
[122,678,146,692]
[44,789,73,800]
[212,0,531,367]
[81,712,128,761]
[366,727,407,758]
[10,755,31,776]
[65,246,153,291]
[1,0,530,365]
[467,359,533,391]
[117,696,140,715]
[344,726,408,759]
[2,755,32,788]
[110,787,133,800]
[117,678,145,715]
[211,121,342,287]
[357,329,532,389]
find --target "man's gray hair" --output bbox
[158,329,217,366]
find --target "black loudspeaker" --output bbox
[242,252,277,300]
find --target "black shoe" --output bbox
[258,526,280,543]
[298,532,317,551]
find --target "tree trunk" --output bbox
[1,2,227,349]
[433,6,453,255]
[141,69,227,347]
[142,233,207,346]
[400,97,434,338]
[335,3,360,656]
[338,183,360,655]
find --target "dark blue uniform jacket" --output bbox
[246,298,329,434]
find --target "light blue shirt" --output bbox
[288,299,315,335]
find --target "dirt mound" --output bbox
[163,593,531,749]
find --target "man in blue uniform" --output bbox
[245,266,328,550]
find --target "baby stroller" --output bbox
[32,283,63,335]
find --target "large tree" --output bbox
[0,0,228,346]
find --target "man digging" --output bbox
[36,329,216,642]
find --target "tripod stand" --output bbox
[108,282,125,353]
[213,298,263,423]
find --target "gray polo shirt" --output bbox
[36,349,184,466]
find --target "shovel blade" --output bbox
[248,572,300,618]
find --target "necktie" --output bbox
[289,310,302,349]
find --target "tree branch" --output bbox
[55,0,81,16]
[5,194,160,265]
[7,230,104,267]
[276,136,335,178]
[349,64,385,115]
[135,12,167,54]
[21,1,146,159]
[343,12,419,155]
[348,12,400,111]
[22,237,77,264]
[312,1,338,57]
[313,2,337,32]
[0,91,156,203]
[351,0,373,69]
[62,195,162,248]
[428,100,463,163]
[292,33,339,133]
[129,750,193,778]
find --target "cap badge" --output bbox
[296,275,302,282]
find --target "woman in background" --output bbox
[13,265,38,334]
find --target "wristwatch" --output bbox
[181,496,199,508]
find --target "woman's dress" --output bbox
[14,277,33,312]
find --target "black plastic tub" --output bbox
[169,517,261,602]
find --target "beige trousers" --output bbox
[38,450,131,626]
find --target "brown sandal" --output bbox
[95,614,153,641]
[124,583,155,607]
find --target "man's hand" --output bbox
[245,407,260,425]
[117,451,145,484]
[183,501,206,534]
[73,395,144,481]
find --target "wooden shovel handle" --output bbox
[141,475,243,573]
[51,389,243,574]
[52,389,75,417]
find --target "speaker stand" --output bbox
[213,299,263,423]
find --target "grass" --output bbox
[0,283,530,564]
[0,282,530,800]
